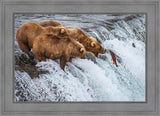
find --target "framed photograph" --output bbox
[0,0,159,116]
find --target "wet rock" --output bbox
[86,52,96,63]
[36,16,44,18]
[133,29,137,34]
[15,54,48,79]
[15,53,36,66]
[117,57,122,64]
[101,21,113,26]
[86,30,92,32]
[98,54,108,60]
[108,19,121,23]
[132,43,136,48]
[15,64,48,79]
[123,15,137,22]
[108,15,138,23]
[107,26,115,31]
[68,14,80,17]
[108,14,124,16]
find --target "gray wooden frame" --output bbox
[0,0,159,116]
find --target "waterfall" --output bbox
[14,14,146,102]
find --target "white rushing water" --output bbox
[14,14,146,102]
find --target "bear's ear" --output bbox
[60,28,65,34]
[80,48,85,53]
[90,37,94,39]
[91,42,96,47]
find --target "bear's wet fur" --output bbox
[33,34,86,70]
[39,20,106,57]
[16,22,68,58]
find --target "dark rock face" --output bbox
[108,15,138,23]
[98,54,108,61]
[132,43,136,48]
[15,54,48,79]
[86,52,96,63]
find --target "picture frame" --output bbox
[0,0,159,116]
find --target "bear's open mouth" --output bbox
[97,54,99,58]
[95,53,99,57]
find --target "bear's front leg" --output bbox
[60,56,67,70]
[17,41,34,59]
[69,57,72,62]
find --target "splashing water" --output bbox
[14,14,146,102]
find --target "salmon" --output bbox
[109,50,119,67]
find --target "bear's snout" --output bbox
[101,48,106,54]
[81,54,86,59]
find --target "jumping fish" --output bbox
[109,50,119,67]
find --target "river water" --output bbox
[14,14,146,102]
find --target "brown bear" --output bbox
[16,22,68,58]
[66,28,106,57]
[39,21,106,57]
[33,34,86,70]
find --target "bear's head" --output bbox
[69,38,86,59]
[44,26,69,38]
[88,37,106,57]
[77,47,86,59]
[69,28,106,57]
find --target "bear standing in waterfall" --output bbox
[39,20,106,57]
[33,34,86,70]
[16,22,68,58]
